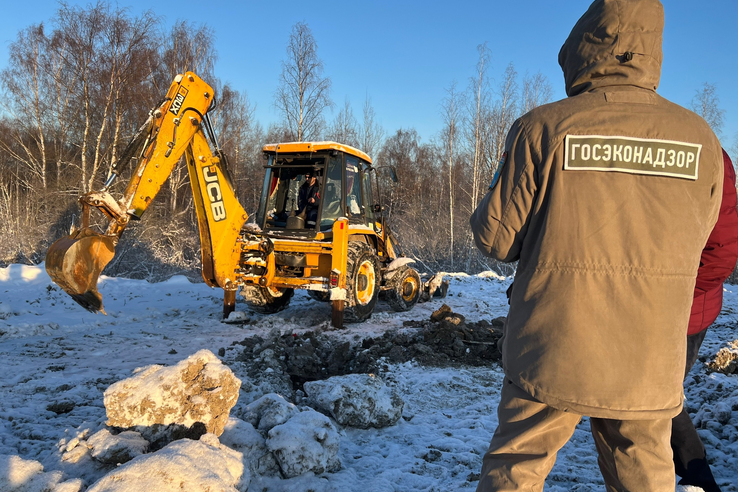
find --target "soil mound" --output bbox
[233,305,505,390]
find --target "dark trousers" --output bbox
[672,328,721,492]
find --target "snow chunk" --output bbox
[86,436,246,492]
[266,410,340,478]
[103,349,241,436]
[224,310,250,324]
[304,373,404,429]
[87,429,148,465]
[0,455,43,487]
[240,393,299,432]
[162,275,194,285]
[0,454,82,492]
[329,288,346,301]
[476,270,506,280]
[0,264,46,285]
[220,417,280,477]
[0,303,12,320]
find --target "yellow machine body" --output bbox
[45,73,431,326]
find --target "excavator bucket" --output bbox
[45,228,116,314]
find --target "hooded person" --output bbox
[469,0,723,491]
[297,169,321,227]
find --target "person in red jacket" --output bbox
[673,148,738,492]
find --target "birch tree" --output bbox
[156,21,216,93]
[488,63,519,175]
[274,22,333,141]
[466,43,491,211]
[440,82,460,268]
[0,25,51,190]
[691,82,725,137]
[461,43,493,271]
[157,21,217,214]
[212,84,259,209]
[358,95,385,160]
[326,100,359,147]
[522,71,553,114]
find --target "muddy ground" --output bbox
[230,305,506,392]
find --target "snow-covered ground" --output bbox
[0,263,736,491]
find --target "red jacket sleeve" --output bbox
[688,149,738,334]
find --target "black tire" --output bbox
[344,241,380,323]
[386,265,421,312]
[242,286,294,314]
[307,290,331,302]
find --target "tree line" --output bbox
[0,2,733,281]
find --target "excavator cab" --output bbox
[256,145,376,235]
[239,141,442,327]
[259,161,327,232]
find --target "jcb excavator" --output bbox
[45,72,444,327]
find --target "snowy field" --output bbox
[0,263,736,491]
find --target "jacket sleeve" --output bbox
[693,149,738,293]
[469,118,538,263]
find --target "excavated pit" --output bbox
[233,305,505,391]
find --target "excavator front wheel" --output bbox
[344,242,380,323]
[386,265,421,312]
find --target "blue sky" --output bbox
[1,0,736,149]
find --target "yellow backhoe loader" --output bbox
[45,72,443,327]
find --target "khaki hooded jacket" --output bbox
[470,0,723,420]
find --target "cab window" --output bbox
[320,155,344,230]
[361,164,375,223]
[345,156,363,221]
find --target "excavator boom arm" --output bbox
[45,72,247,313]
[122,74,214,221]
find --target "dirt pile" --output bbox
[233,305,505,390]
[708,340,738,375]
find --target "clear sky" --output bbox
[1,0,736,149]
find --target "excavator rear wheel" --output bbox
[243,286,294,314]
[344,241,380,323]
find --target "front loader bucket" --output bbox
[419,273,449,302]
[45,228,116,314]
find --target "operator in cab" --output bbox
[297,169,321,227]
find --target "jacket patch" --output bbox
[564,135,701,180]
[490,151,508,189]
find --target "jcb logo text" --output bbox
[203,167,226,222]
